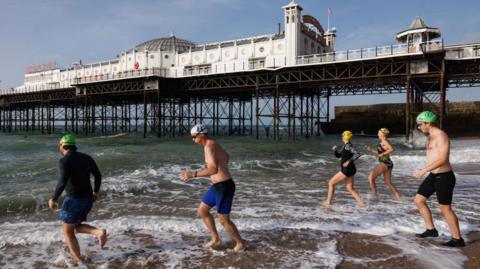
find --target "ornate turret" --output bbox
[283,0,303,65]
[396,16,441,45]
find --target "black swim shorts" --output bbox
[417,171,456,205]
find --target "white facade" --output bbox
[12,0,332,93]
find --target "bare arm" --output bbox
[364,145,378,156]
[196,144,218,177]
[423,134,449,172]
[413,133,449,178]
[179,143,219,181]
[378,141,394,157]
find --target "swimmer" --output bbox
[365,128,401,200]
[322,130,365,208]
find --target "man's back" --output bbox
[52,151,101,200]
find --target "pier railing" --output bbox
[296,40,444,65]
[72,67,170,84]
[3,41,480,96]
[445,43,480,59]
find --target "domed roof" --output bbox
[134,36,195,52]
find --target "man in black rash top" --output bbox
[48,134,107,264]
[322,130,365,207]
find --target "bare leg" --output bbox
[63,223,83,263]
[345,176,365,207]
[217,214,245,252]
[439,204,462,239]
[75,223,107,249]
[414,194,435,230]
[197,202,221,248]
[322,172,347,207]
[368,164,386,199]
[383,168,401,201]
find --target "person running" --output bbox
[413,111,465,247]
[365,128,402,200]
[48,134,107,263]
[179,124,246,252]
[322,130,365,207]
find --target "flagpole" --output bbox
[327,8,330,31]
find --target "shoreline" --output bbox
[336,231,480,269]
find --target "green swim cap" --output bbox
[59,134,76,146]
[416,111,438,124]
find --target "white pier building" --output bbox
[4,0,479,95]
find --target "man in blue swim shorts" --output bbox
[48,134,107,263]
[179,124,246,252]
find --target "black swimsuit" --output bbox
[377,143,394,169]
[334,142,361,177]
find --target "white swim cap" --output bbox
[190,123,208,136]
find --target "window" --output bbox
[292,15,295,23]
[150,55,155,59]
[286,16,289,24]
[259,47,264,53]
[164,55,169,59]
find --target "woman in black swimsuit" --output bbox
[322,130,365,207]
[365,128,401,200]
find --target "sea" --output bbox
[0,133,479,268]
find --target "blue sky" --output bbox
[1,0,479,104]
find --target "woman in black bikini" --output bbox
[365,128,401,200]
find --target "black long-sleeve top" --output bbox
[51,151,102,201]
[334,142,361,164]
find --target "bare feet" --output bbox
[233,241,247,252]
[202,239,222,249]
[96,229,107,249]
[321,200,331,207]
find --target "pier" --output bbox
[1,2,479,140]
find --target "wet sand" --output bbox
[463,231,480,269]
[336,232,480,269]
[336,233,426,269]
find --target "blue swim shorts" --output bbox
[202,179,236,214]
[59,196,93,224]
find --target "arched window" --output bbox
[292,15,295,23]
[286,16,289,24]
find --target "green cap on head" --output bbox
[59,134,76,146]
[416,111,438,124]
